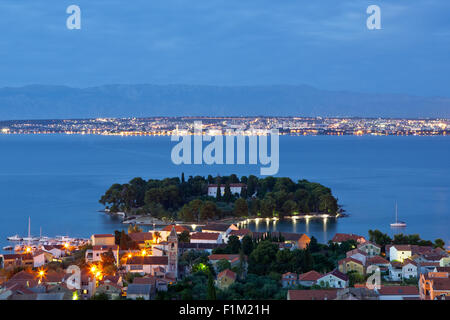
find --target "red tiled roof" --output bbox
[367,256,390,265]
[161,225,190,233]
[133,276,157,286]
[126,256,168,265]
[346,249,368,257]
[288,289,338,300]
[229,229,252,237]
[332,233,366,243]
[43,271,66,283]
[338,257,364,266]
[208,184,246,188]
[92,234,114,238]
[191,232,220,240]
[282,272,298,279]
[377,285,419,296]
[432,278,450,290]
[298,271,322,282]
[208,254,244,262]
[218,269,236,281]
[128,232,154,242]
[321,269,349,281]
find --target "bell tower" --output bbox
[167,225,178,279]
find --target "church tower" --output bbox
[167,225,178,279]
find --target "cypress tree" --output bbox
[207,272,216,300]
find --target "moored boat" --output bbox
[7,234,23,241]
[390,202,407,228]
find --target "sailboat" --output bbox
[390,202,407,228]
[22,217,36,242]
[7,234,23,241]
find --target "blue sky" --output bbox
[0,0,449,96]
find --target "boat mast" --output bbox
[28,217,31,245]
[395,202,398,223]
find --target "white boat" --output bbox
[390,202,406,228]
[2,245,13,250]
[7,234,23,241]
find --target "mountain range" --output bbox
[0,84,449,120]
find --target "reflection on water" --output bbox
[246,217,338,243]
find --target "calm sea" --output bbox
[0,134,448,250]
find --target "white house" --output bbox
[357,241,381,257]
[125,256,169,275]
[190,232,223,244]
[317,270,349,288]
[32,250,53,268]
[42,245,64,259]
[207,184,245,197]
[389,245,412,262]
[388,262,403,281]
[402,260,418,279]
[85,245,118,263]
[346,249,368,265]
[202,223,238,242]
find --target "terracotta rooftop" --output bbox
[338,257,364,266]
[218,269,237,281]
[332,233,366,243]
[128,232,154,242]
[367,256,390,265]
[321,269,349,281]
[191,232,220,240]
[208,184,246,188]
[208,254,245,262]
[92,234,114,238]
[229,229,252,237]
[298,271,322,282]
[377,285,419,296]
[126,256,168,265]
[161,225,190,233]
[288,289,338,300]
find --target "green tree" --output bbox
[368,229,392,249]
[248,240,278,275]
[434,239,445,249]
[223,182,232,203]
[178,230,191,243]
[207,272,216,300]
[234,198,248,217]
[242,235,254,255]
[216,259,232,273]
[227,235,242,254]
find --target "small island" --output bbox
[99,174,340,224]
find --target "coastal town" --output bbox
[1,222,449,300]
[0,116,448,136]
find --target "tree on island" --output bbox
[100,174,340,220]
